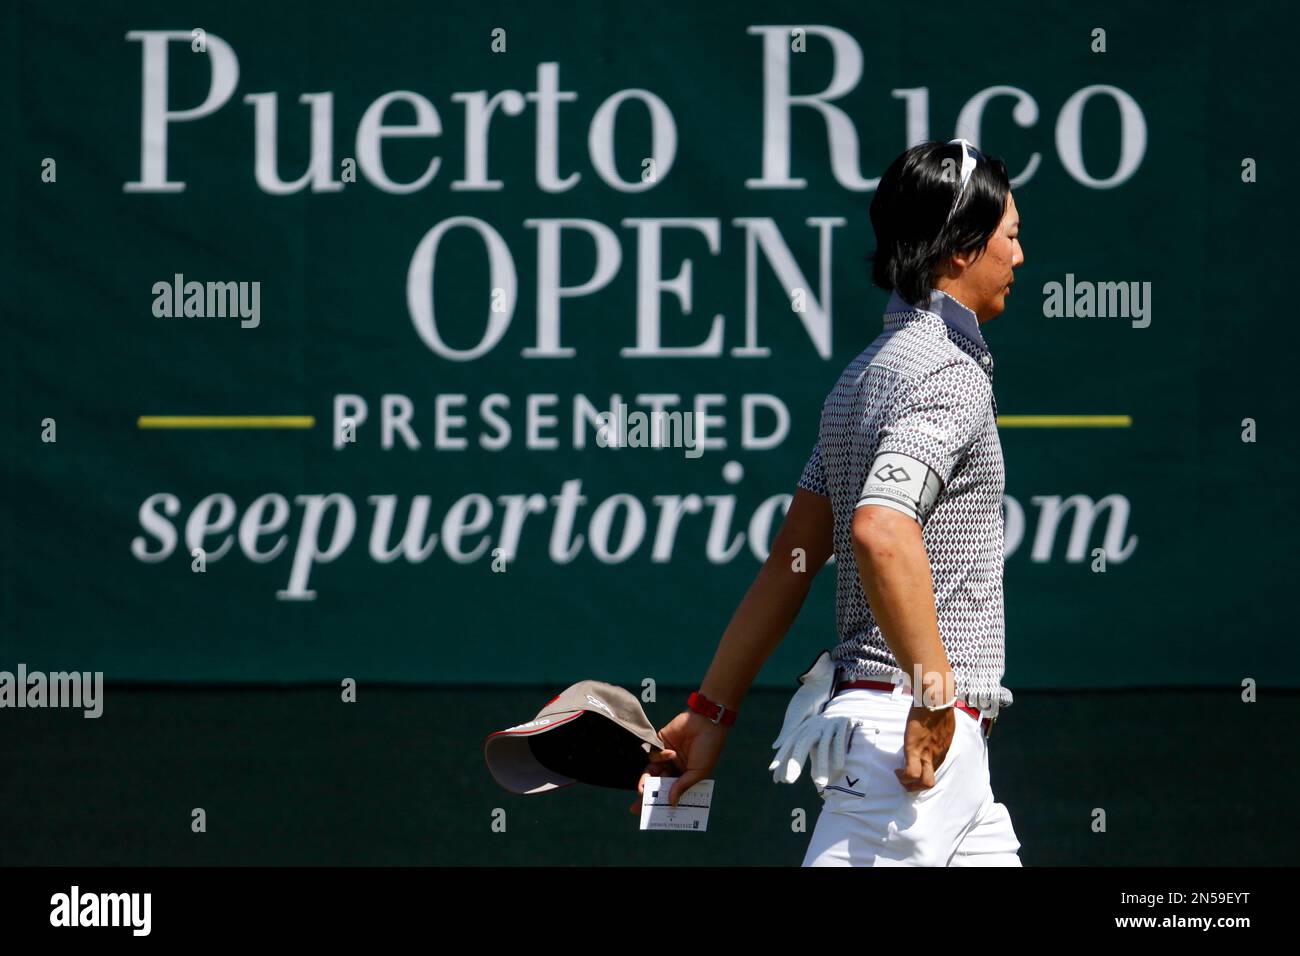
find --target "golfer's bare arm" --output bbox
[696,492,952,713]
[696,488,834,711]
[850,504,953,701]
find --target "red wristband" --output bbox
[688,691,737,726]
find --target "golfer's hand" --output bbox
[895,705,956,791]
[628,710,730,813]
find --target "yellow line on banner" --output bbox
[136,414,1126,431]
[137,416,316,429]
[997,415,1132,428]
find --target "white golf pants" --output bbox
[802,687,1022,867]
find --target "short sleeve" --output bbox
[861,360,992,518]
[796,441,829,497]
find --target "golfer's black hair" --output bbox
[867,141,1011,306]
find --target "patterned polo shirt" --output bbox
[797,287,1011,711]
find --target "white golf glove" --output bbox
[768,649,841,786]
[769,714,856,788]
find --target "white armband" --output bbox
[856,451,943,524]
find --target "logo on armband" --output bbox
[873,463,912,483]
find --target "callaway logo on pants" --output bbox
[802,688,1021,867]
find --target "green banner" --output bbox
[3,0,1293,689]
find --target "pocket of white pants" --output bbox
[918,712,972,791]
[819,717,886,800]
[930,724,960,783]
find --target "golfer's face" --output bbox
[971,192,1023,322]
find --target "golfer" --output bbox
[637,139,1025,866]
